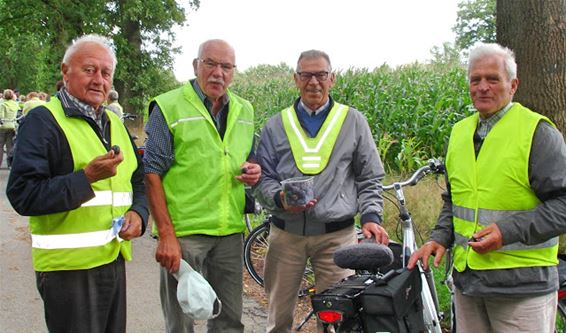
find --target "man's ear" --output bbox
[192,59,198,76]
[510,77,519,95]
[61,63,69,84]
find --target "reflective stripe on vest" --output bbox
[31,98,137,271]
[282,103,349,174]
[32,226,124,249]
[153,84,254,237]
[447,103,558,271]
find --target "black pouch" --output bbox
[360,268,425,333]
[244,187,256,214]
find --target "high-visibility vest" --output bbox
[30,97,137,271]
[281,103,349,174]
[152,84,254,236]
[446,103,558,272]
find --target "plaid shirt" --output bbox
[476,102,513,139]
[59,87,104,130]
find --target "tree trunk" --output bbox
[496,0,566,134]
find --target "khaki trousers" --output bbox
[264,225,356,333]
[160,233,245,333]
[454,287,557,333]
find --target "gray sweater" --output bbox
[254,102,384,236]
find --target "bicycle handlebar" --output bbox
[382,159,444,191]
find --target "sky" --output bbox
[172,0,459,82]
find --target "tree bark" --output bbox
[496,0,566,134]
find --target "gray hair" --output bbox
[468,43,517,80]
[108,90,119,101]
[296,50,332,72]
[196,39,235,61]
[62,34,117,72]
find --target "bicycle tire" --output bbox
[556,299,566,333]
[244,222,270,286]
[243,221,315,295]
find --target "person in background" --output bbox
[6,34,148,333]
[253,50,388,332]
[22,91,46,115]
[144,39,261,333]
[0,89,19,168]
[106,89,124,120]
[408,43,566,333]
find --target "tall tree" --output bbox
[497,0,566,133]
[0,0,197,116]
[453,0,496,50]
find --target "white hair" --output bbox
[62,34,117,72]
[468,43,517,80]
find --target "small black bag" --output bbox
[244,187,256,214]
[360,268,425,333]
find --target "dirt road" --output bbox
[0,168,267,333]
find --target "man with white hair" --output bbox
[6,34,148,332]
[409,43,566,332]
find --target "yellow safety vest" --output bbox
[281,103,349,174]
[30,97,137,271]
[446,103,558,272]
[152,84,254,236]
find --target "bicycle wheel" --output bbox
[556,298,566,333]
[244,222,270,287]
[244,221,315,296]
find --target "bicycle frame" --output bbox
[386,179,443,332]
[312,159,445,333]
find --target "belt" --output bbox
[271,216,354,233]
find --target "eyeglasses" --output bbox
[296,71,330,82]
[197,58,236,73]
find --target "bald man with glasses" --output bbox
[144,39,261,333]
[254,50,389,332]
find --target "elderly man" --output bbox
[6,34,148,333]
[408,43,566,332]
[254,50,388,332]
[144,39,261,333]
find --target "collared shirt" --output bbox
[59,87,104,130]
[192,80,230,134]
[476,102,513,139]
[295,98,333,137]
[300,99,330,117]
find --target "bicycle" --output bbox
[310,159,446,332]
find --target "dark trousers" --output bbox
[35,256,127,333]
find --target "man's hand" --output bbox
[279,191,317,213]
[361,222,389,245]
[468,223,503,254]
[84,149,123,183]
[235,162,261,186]
[155,229,182,273]
[407,241,446,271]
[118,210,143,240]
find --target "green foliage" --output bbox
[233,63,472,173]
[0,0,195,115]
[453,0,496,50]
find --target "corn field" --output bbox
[231,62,473,173]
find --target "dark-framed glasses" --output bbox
[197,58,236,73]
[296,71,330,82]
